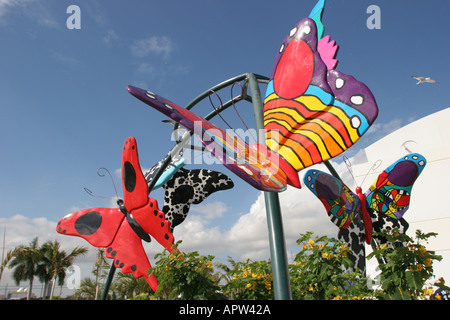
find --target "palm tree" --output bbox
[39,240,87,299]
[92,248,110,300]
[0,249,17,282]
[113,273,153,299]
[73,277,98,300]
[8,237,41,300]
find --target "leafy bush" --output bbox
[289,232,372,300]
[367,228,448,300]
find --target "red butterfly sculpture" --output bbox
[56,137,177,292]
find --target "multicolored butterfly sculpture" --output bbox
[56,137,177,292]
[126,0,378,192]
[303,153,426,273]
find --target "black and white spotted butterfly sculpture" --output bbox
[145,145,234,233]
[303,153,426,274]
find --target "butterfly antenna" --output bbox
[360,159,382,187]
[401,140,417,153]
[231,81,256,143]
[83,167,119,200]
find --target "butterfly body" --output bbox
[127,86,287,192]
[57,137,176,292]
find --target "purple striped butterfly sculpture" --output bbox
[127,0,378,192]
[303,153,426,274]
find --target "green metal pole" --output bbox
[247,73,292,300]
[101,265,116,300]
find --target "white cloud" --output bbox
[0,0,58,28]
[131,36,173,58]
[102,29,119,46]
[50,51,80,66]
[0,0,24,18]
[0,214,96,294]
[190,201,228,219]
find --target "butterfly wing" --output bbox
[105,218,159,292]
[57,208,159,291]
[303,169,360,229]
[127,85,286,192]
[264,17,378,178]
[122,137,149,211]
[144,146,185,191]
[162,168,234,232]
[121,136,176,252]
[365,153,426,219]
[56,208,124,247]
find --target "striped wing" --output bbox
[127,86,287,192]
[365,153,426,219]
[264,17,378,175]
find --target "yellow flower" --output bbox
[245,283,252,289]
[418,245,427,255]
[265,282,272,291]
[322,252,333,260]
[332,295,343,300]
[424,258,432,268]
[423,288,434,295]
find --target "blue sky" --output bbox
[1,0,448,294]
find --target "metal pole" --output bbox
[101,265,116,300]
[247,73,292,300]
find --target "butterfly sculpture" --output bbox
[263,5,379,188]
[303,153,426,273]
[161,167,234,232]
[126,0,378,192]
[56,137,177,292]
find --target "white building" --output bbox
[351,108,450,284]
